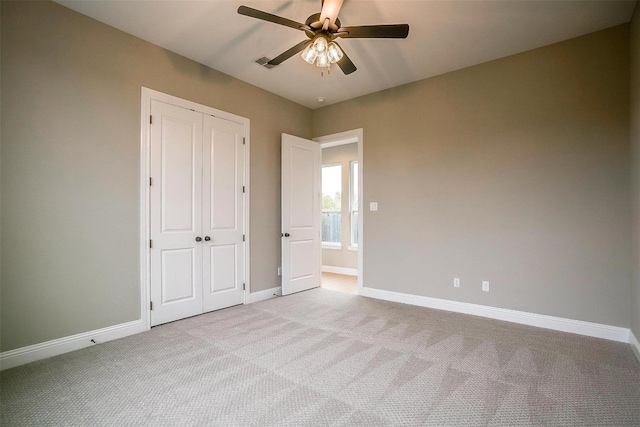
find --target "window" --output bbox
[321,165,341,245]
[350,161,358,247]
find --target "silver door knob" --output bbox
[284,233,290,237]
[195,236,202,242]
[204,236,211,241]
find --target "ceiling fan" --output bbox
[238,0,409,75]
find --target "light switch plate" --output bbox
[370,202,378,211]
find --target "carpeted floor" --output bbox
[2,288,639,426]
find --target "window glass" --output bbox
[321,165,341,244]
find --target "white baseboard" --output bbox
[630,330,640,364]
[0,319,146,371]
[322,265,358,276]
[246,286,282,304]
[359,287,630,343]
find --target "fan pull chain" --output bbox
[321,65,331,77]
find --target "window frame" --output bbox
[349,160,359,249]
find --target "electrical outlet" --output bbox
[482,281,490,292]
[453,278,460,288]
[277,267,282,276]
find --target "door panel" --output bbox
[161,117,197,232]
[210,244,237,292]
[210,131,238,230]
[150,100,203,326]
[281,134,321,295]
[289,240,315,280]
[202,115,245,312]
[161,248,196,303]
[289,148,315,227]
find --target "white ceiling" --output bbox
[56,0,638,109]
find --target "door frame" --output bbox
[313,129,363,293]
[139,87,250,330]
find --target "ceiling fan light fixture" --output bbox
[326,42,343,63]
[300,44,318,64]
[238,3,409,76]
[301,36,341,75]
[312,35,328,53]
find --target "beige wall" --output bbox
[1,1,636,355]
[0,1,312,352]
[313,25,632,327]
[630,7,640,340]
[322,143,358,270]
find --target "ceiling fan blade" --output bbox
[238,6,311,32]
[336,24,410,39]
[268,40,312,66]
[334,43,357,75]
[318,0,344,31]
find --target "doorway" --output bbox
[314,129,363,295]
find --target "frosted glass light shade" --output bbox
[300,44,317,64]
[327,42,343,63]
[313,36,328,53]
[316,52,329,68]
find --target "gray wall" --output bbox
[313,26,632,327]
[631,7,640,340]
[322,143,358,270]
[0,1,312,352]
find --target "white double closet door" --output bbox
[150,100,245,326]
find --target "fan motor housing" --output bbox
[304,13,341,38]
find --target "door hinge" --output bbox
[243,283,246,291]
[243,235,245,242]
[149,239,153,249]
[242,186,245,193]
[149,177,152,186]
[150,301,153,310]
[243,137,246,145]
[150,115,153,124]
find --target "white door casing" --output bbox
[281,134,321,295]
[147,94,247,327]
[150,100,204,325]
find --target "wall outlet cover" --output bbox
[482,281,490,292]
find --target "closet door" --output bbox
[202,115,245,312]
[150,100,204,326]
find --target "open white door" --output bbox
[281,134,321,295]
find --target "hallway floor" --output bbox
[321,272,358,294]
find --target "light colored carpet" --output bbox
[2,288,639,426]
